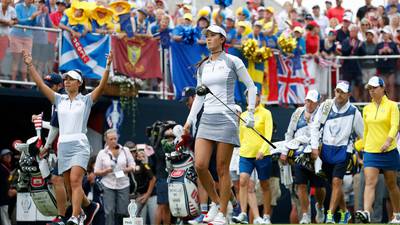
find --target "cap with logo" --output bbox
[180,86,196,102]
[44,73,63,87]
[62,70,83,83]
[366,76,385,89]
[305,89,320,102]
[202,24,227,38]
[336,80,351,93]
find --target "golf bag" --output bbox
[147,121,200,218]
[13,115,58,216]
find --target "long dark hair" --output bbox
[196,33,226,68]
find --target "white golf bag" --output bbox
[14,114,58,216]
[162,125,200,218]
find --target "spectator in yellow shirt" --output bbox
[232,89,273,224]
[356,76,400,224]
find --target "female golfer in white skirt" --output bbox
[23,50,113,225]
[183,25,257,225]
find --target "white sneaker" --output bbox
[232,212,248,224]
[253,217,264,224]
[209,212,228,225]
[203,202,219,223]
[263,214,272,224]
[315,203,325,223]
[300,213,311,224]
[389,213,400,224]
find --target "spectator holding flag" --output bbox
[89,5,114,35]
[109,0,133,38]
[59,1,91,38]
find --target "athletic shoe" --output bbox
[231,212,248,224]
[66,216,79,225]
[355,210,370,223]
[188,214,205,225]
[78,212,86,225]
[326,210,335,224]
[232,204,241,217]
[389,213,400,224]
[203,202,219,223]
[253,217,264,224]
[315,203,325,223]
[83,202,99,225]
[47,215,66,225]
[300,213,311,224]
[208,212,227,225]
[339,210,351,224]
[263,214,272,224]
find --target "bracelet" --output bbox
[27,63,33,68]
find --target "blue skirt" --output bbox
[363,149,400,171]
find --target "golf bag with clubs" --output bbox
[146,121,200,218]
[13,114,58,216]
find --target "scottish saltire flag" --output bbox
[170,41,209,100]
[278,56,316,104]
[60,31,110,79]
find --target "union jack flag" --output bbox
[277,55,316,104]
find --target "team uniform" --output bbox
[362,95,400,171]
[311,100,363,180]
[187,51,256,147]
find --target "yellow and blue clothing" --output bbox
[247,32,265,47]
[60,15,87,33]
[239,105,273,157]
[238,105,273,180]
[225,27,237,44]
[10,3,37,37]
[363,95,399,153]
[362,95,400,170]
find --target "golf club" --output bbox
[196,85,276,149]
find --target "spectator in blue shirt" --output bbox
[9,0,39,83]
[247,20,265,47]
[153,15,171,49]
[290,26,306,70]
[32,0,53,75]
[195,16,209,45]
[225,15,237,45]
[172,13,195,44]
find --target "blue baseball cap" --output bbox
[180,86,196,102]
[44,73,63,87]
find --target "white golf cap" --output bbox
[366,76,385,88]
[203,25,227,38]
[381,26,391,34]
[62,70,83,83]
[336,80,350,93]
[365,29,376,36]
[305,89,320,102]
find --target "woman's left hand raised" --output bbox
[106,51,113,67]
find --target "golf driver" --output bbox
[196,85,276,149]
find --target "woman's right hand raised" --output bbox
[22,50,32,66]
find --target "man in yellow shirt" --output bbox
[232,90,273,224]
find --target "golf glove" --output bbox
[245,111,255,128]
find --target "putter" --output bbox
[196,85,276,149]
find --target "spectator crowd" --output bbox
[1,0,400,101]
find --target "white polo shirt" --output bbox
[0,4,16,36]
[54,92,93,142]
